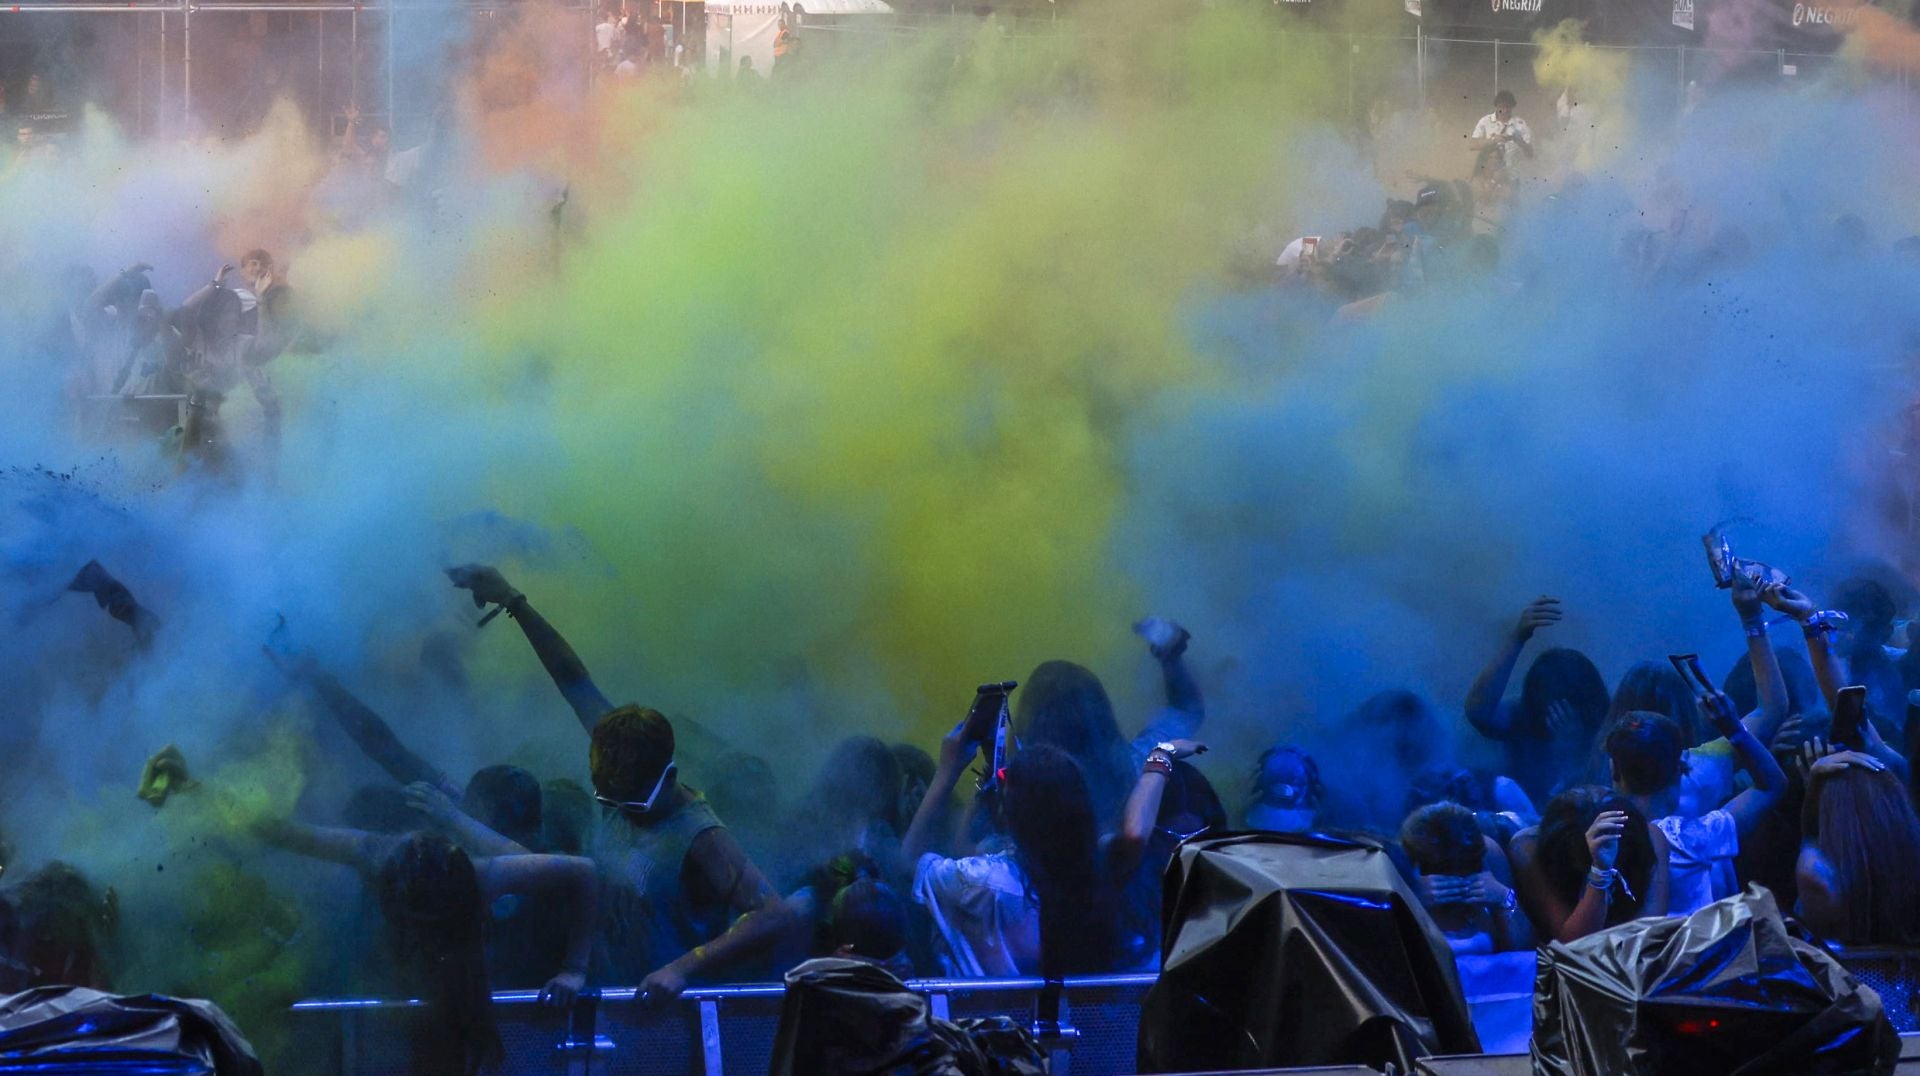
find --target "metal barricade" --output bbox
[292,973,1157,1076]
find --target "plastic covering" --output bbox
[1137,831,1481,1073]
[769,957,1045,1076]
[1532,885,1899,1076]
[0,986,260,1075]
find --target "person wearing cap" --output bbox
[1469,91,1533,171]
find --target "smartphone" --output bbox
[1831,686,1868,749]
[1668,654,1714,697]
[963,681,1017,748]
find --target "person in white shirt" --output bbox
[1603,693,1785,917]
[594,12,619,60]
[1470,91,1534,170]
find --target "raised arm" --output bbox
[477,854,599,1006]
[1464,597,1562,740]
[1698,690,1787,836]
[449,565,613,732]
[1763,584,1843,709]
[267,645,462,800]
[1732,576,1790,746]
[1108,740,1207,879]
[637,827,792,1001]
[902,722,977,867]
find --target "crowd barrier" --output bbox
[288,947,1920,1075]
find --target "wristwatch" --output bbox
[1144,742,1177,776]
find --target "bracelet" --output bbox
[1143,752,1174,777]
[1587,866,1617,892]
[1804,610,1848,637]
[1742,621,1769,638]
[1500,887,1517,916]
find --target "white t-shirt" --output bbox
[1472,113,1532,169]
[1655,809,1740,916]
[912,850,1039,978]
[595,20,618,55]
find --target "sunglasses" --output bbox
[595,761,676,815]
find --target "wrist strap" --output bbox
[1143,753,1174,777]
[1742,620,1768,638]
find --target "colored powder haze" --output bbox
[2,1,1920,1067]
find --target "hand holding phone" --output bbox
[1830,686,1867,749]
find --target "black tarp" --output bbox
[0,987,261,1075]
[768,958,1046,1076]
[1532,885,1900,1076]
[1136,831,1480,1074]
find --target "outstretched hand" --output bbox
[403,781,458,826]
[447,564,520,608]
[1761,583,1815,623]
[1695,690,1743,740]
[1133,617,1191,661]
[1514,596,1563,643]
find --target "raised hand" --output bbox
[446,564,520,608]
[1731,570,1766,623]
[1133,617,1191,661]
[1514,596,1563,643]
[1695,690,1743,740]
[1761,583,1815,623]
[403,781,458,826]
[1798,736,1840,783]
[1585,809,1628,872]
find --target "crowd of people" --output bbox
[9,533,1920,1070]
[43,253,293,474]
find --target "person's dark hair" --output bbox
[1346,689,1440,772]
[1834,577,1898,650]
[891,743,935,792]
[1014,661,1129,821]
[1535,786,1654,924]
[1604,712,1686,797]
[1494,90,1517,108]
[811,736,904,836]
[1400,803,1486,878]
[1608,662,1702,747]
[1519,647,1609,741]
[4,862,113,989]
[829,879,908,963]
[1804,766,1920,944]
[376,834,499,1075]
[1723,646,1824,722]
[1405,766,1494,814]
[1001,743,1119,976]
[1157,760,1228,839]
[1250,745,1322,812]
[344,783,417,833]
[541,778,595,856]
[463,765,542,848]
[242,248,274,270]
[588,705,675,805]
